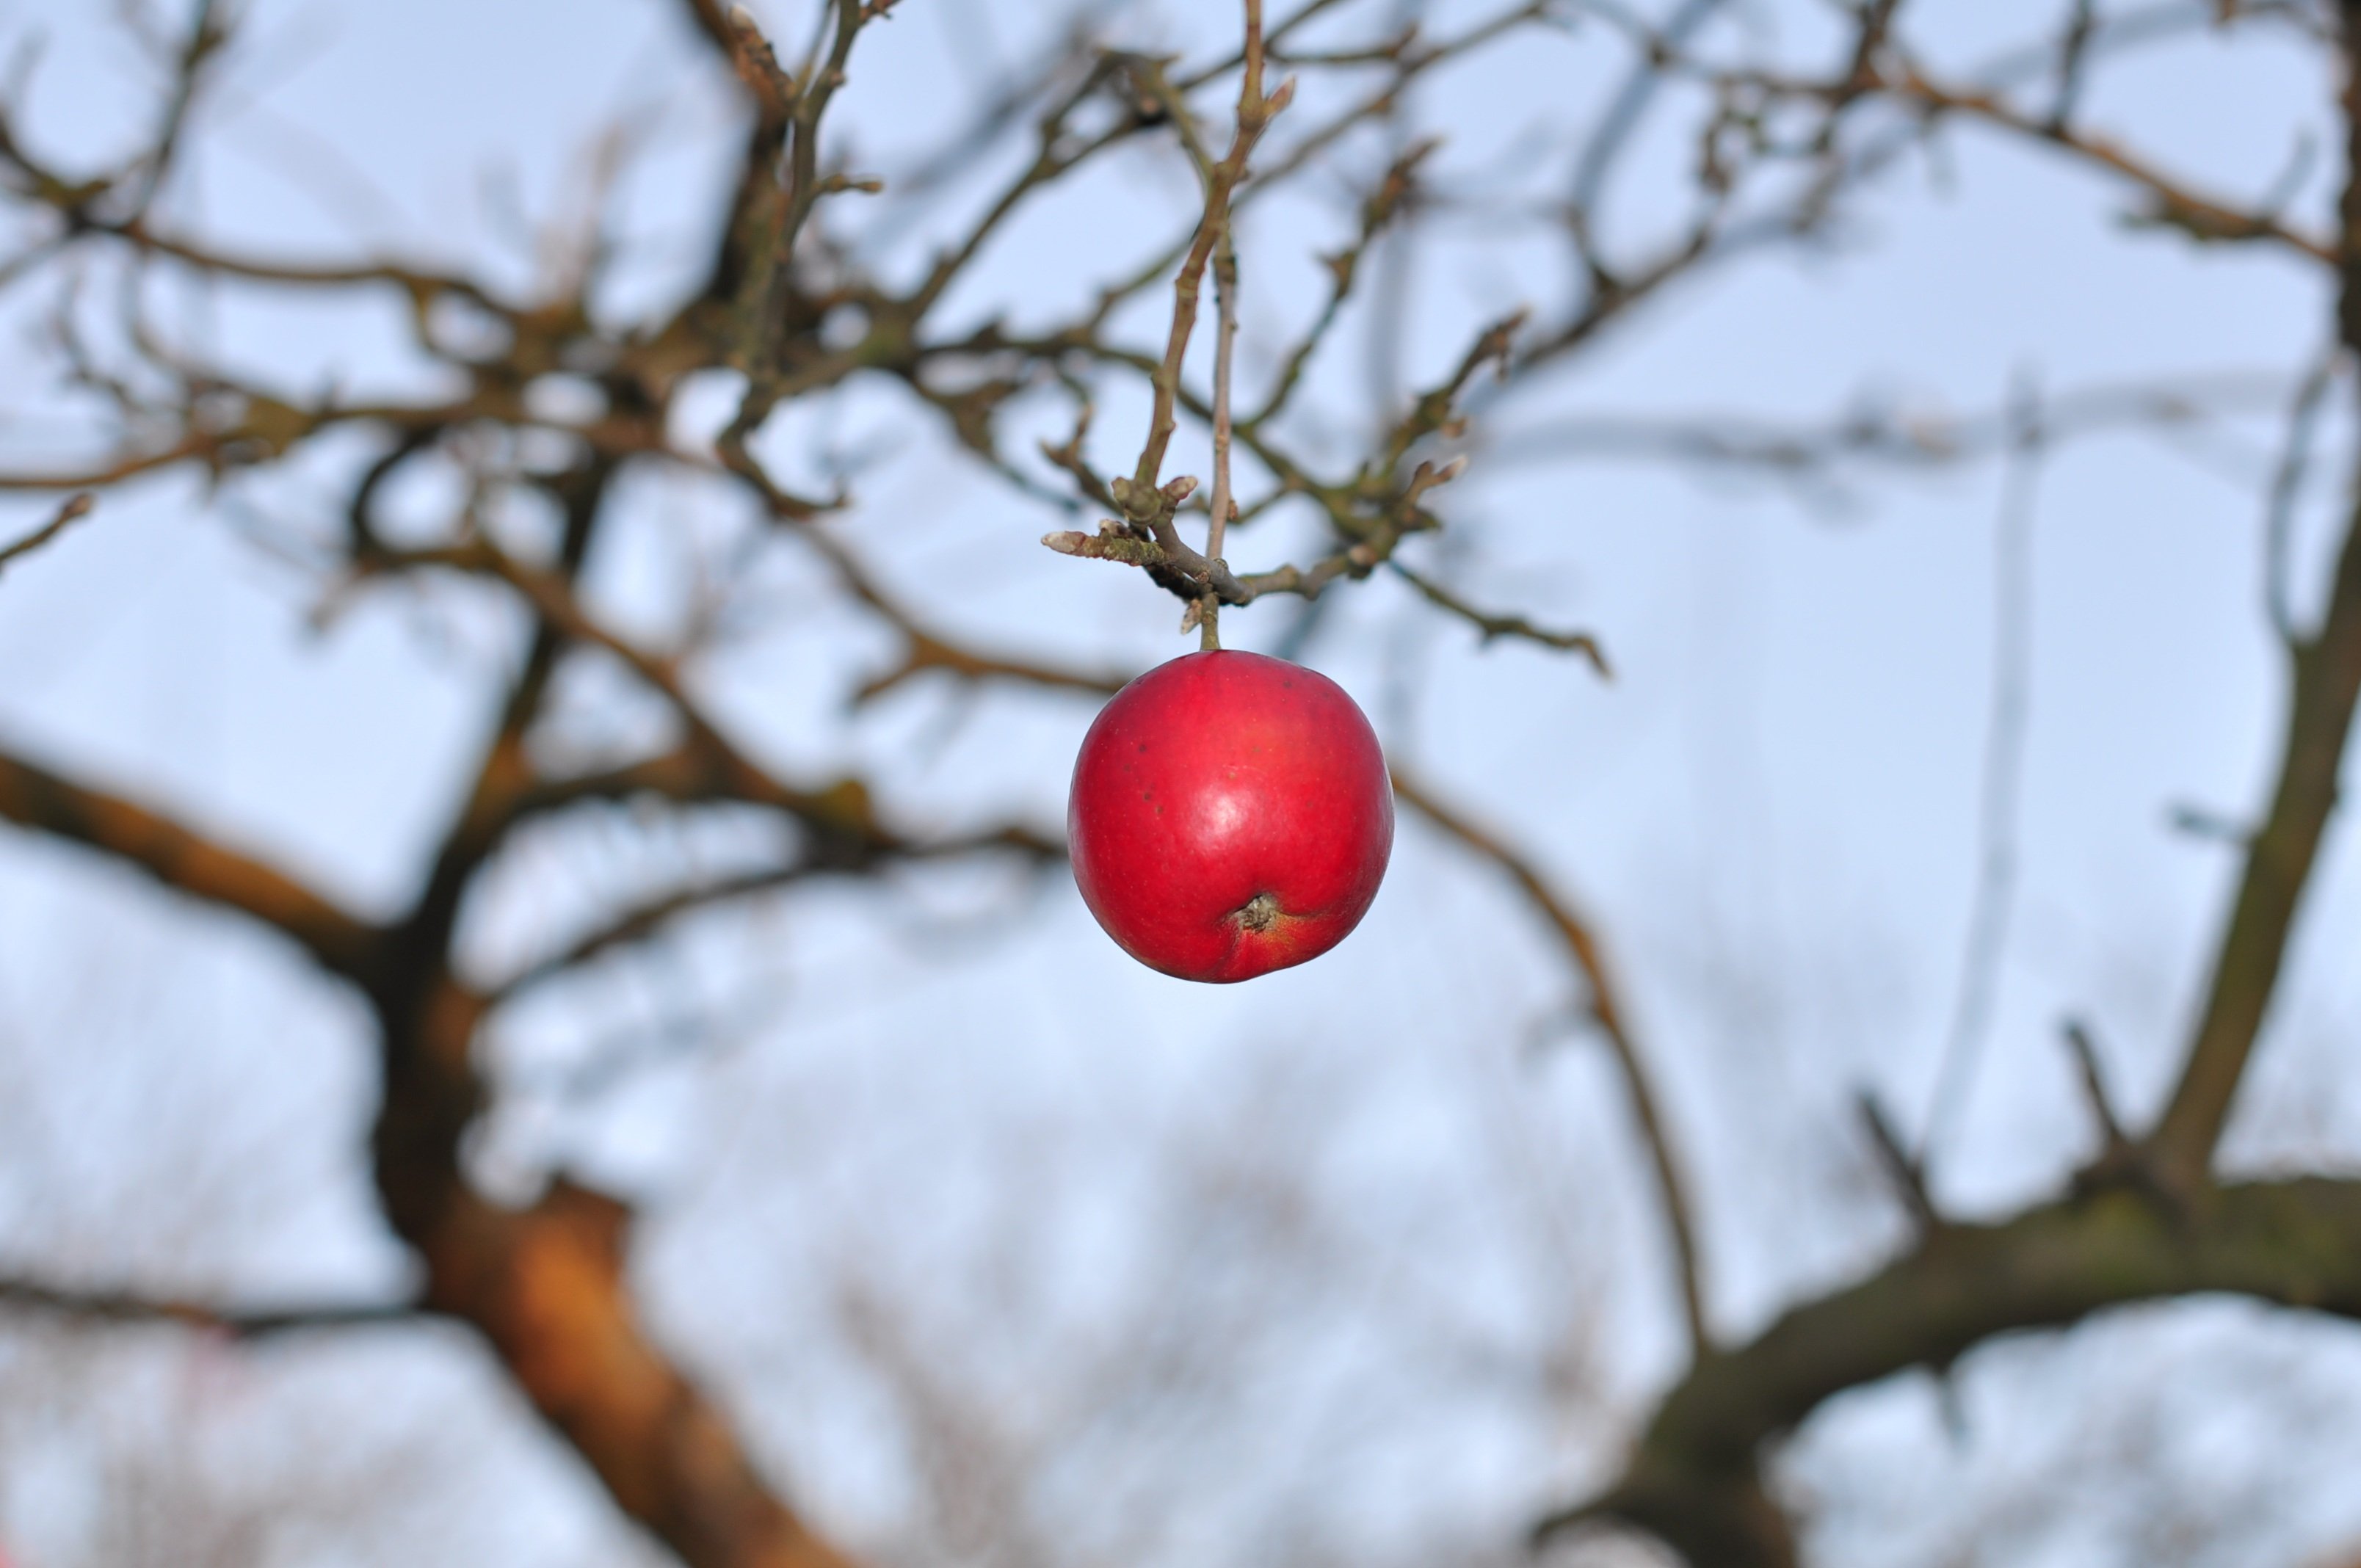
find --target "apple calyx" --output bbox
[1232,892,1283,932]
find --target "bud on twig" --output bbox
[1110,475,1160,520]
[1042,523,1168,567]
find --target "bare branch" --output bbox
[1493,371,2294,487]
[365,536,934,863]
[1919,375,2043,1165]
[2062,1017,2132,1157]
[1392,768,1711,1359]
[1045,315,1513,618]
[0,492,93,576]
[399,1179,863,1568]
[1388,559,1611,673]
[1128,4,1292,497]
[1246,138,1436,432]
[2266,349,2342,642]
[0,1274,424,1337]
[494,816,1059,1003]
[1855,1089,1939,1235]
[2148,469,2361,1179]
[1200,193,1243,649]
[1680,39,2337,265]
[1539,1177,2361,1567]
[2147,37,2361,1180]
[0,747,385,983]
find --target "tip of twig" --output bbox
[1528,1496,1611,1550]
[2061,1017,2130,1148]
[1484,308,1531,369]
[1263,76,1299,117]
[2166,801,2248,843]
[0,490,99,576]
[1041,524,1169,568]
[1856,1089,1939,1233]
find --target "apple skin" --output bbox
[1068,649,1393,983]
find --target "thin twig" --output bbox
[0,493,95,576]
[1202,228,1241,650]
[1197,0,1259,653]
[2266,348,2341,642]
[1857,1089,1940,1234]
[1388,560,1611,674]
[2061,1017,2130,1150]
[0,1274,424,1337]
[1570,0,1727,222]
[1920,372,2042,1167]
[1492,370,2293,487]
[1392,767,1711,1358]
[1248,138,1436,433]
[2048,0,2100,130]
[1130,1,1290,497]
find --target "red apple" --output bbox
[1067,649,1393,982]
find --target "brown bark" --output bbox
[2147,5,2361,1180]
[0,739,863,1567]
[409,1181,855,1568]
[1543,1178,2361,1565]
[0,749,383,982]
[358,945,863,1568]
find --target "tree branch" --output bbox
[1536,1176,2361,1567]
[0,1274,424,1337]
[0,748,384,982]
[0,493,93,576]
[1391,768,1710,1359]
[1888,64,2335,263]
[2147,23,2361,1182]
[401,1180,861,1568]
[1388,560,1610,672]
[302,438,858,1568]
[1127,4,1291,498]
